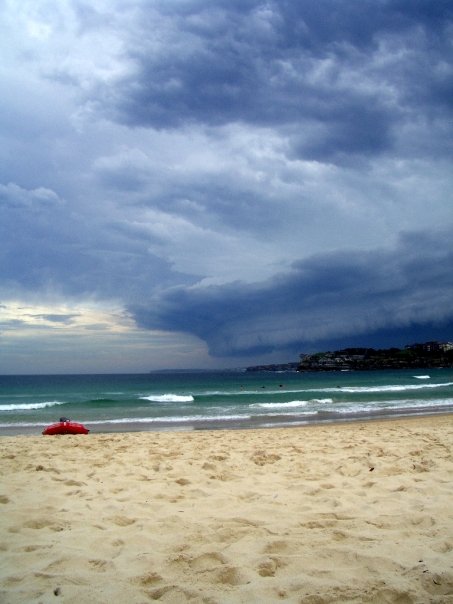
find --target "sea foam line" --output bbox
[314,397,453,413]
[200,381,453,397]
[139,394,194,403]
[251,398,334,409]
[251,400,308,409]
[89,413,249,424]
[0,400,66,411]
[336,382,453,393]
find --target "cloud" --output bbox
[90,0,453,165]
[131,229,453,356]
[0,1,452,371]
[0,183,63,208]
[29,313,80,324]
[0,300,210,374]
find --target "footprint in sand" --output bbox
[146,585,199,600]
[257,557,283,577]
[88,558,114,572]
[421,571,453,596]
[214,565,245,586]
[250,451,281,466]
[35,465,61,474]
[175,477,191,486]
[263,539,293,555]
[202,462,216,471]
[109,515,136,527]
[171,551,246,586]
[21,544,53,553]
[432,541,453,553]
[410,515,435,528]
[188,552,227,571]
[23,518,66,532]
[64,479,86,487]
[412,459,435,472]
[136,571,163,587]
[207,470,233,481]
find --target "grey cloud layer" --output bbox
[131,230,453,356]
[1,0,452,365]
[101,1,453,162]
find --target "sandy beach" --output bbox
[1,416,453,603]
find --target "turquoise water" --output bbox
[1,368,453,435]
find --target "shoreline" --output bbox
[2,407,453,437]
[2,414,453,602]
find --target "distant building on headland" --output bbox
[297,341,453,372]
[405,341,453,353]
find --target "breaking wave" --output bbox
[251,398,334,409]
[326,382,453,394]
[139,394,195,403]
[0,400,66,412]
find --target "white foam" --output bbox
[89,413,248,424]
[295,381,453,394]
[310,398,334,404]
[0,400,66,411]
[264,410,314,417]
[0,422,49,427]
[317,397,453,414]
[250,400,309,409]
[413,375,430,379]
[335,382,453,393]
[139,394,194,403]
[251,398,334,410]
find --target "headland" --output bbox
[247,340,453,372]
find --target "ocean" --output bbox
[1,368,453,436]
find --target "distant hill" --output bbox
[246,342,453,372]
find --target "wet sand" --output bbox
[1,415,453,603]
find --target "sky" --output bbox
[1,0,453,374]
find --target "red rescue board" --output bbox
[42,421,89,435]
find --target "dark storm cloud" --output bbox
[1,0,452,372]
[29,314,80,324]
[132,228,453,357]
[0,182,191,301]
[101,0,452,162]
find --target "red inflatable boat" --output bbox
[42,418,89,436]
